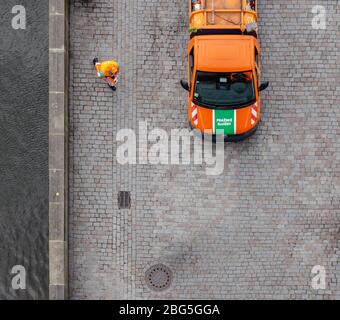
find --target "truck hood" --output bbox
[189,102,259,135]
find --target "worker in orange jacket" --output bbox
[93,58,119,91]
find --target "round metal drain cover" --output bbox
[145,264,173,292]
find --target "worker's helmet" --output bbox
[112,65,119,74]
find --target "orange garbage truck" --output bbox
[181,0,269,141]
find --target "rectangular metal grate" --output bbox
[118,191,131,209]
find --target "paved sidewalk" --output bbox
[69,0,339,299]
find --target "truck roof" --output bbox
[194,35,256,72]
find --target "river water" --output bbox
[0,1,48,299]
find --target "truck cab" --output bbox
[181,0,269,141]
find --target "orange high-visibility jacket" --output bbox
[95,60,119,78]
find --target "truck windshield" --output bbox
[193,71,256,108]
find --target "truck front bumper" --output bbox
[189,122,259,142]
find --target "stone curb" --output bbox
[49,0,69,300]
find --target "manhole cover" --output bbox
[145,264,173,292]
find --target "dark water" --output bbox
[0,1,48,299]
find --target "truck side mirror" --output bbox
[180,80,190,91]
[259,81,269,92]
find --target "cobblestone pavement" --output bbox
[69,0,339,299]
